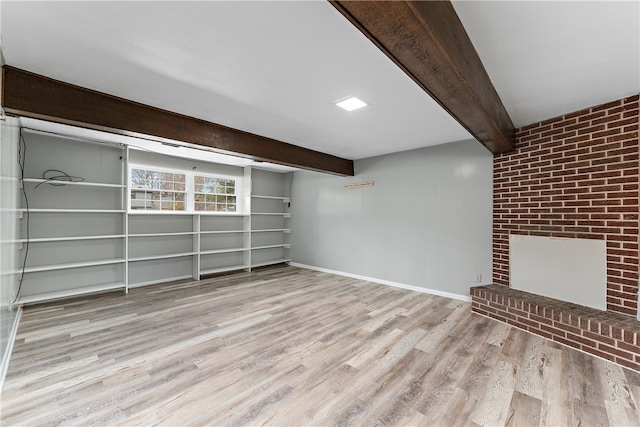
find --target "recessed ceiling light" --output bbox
[335,96,368,112]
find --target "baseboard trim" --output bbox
[0,306,22,395]
[289,262,471,302]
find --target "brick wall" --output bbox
[493,95,639,317]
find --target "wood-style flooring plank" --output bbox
[2,265,638,426]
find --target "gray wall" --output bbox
[290,139,493,298]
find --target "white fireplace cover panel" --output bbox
[510,234,607,311]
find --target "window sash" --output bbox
[130,168,187,212]
[194,175,237,212]
[129,165,240,214]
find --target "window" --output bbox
[129,166,241,214]
[130,168,186,211]
[194,176,236,212]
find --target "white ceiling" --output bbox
[451,0,640,128]
[1,1,638,164]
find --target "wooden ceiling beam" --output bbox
[331,0,515,154]
[1,66,354,176]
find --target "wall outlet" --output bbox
[475,273,482,283]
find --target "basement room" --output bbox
[1,1,639,425]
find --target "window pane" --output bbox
[133,171,238,214]
[193,175,237,213]
[130,168,187,213]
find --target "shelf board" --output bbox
[251,195,290,202]
[200,247,248,255]
[19,234,125,243]
[22,178,125,189]
[251,244,291,250]
[128,212,249,217]
[21,209,126,213]
[251,212,291,217]
[251,259,291,269]
[200,264,249,276]
[200,230,247,235]
[128,211,190,216]
[23,258,126,273]
[196,212,250,217]
[129,232,197,238]
[14,282,126,306]
[128,252,196,262]
[251,229,290,233]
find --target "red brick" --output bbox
[555,321,581,336]
[541,324,566,337]
[598,343,634,360]
[588,348,616,362]
[592,115,621,126]
[566,332,597,348]
[616,358,640,371]
[623,330,640,345]
[618,341,640,354]
[578,111,607,122]
[609,117,640,129]
[593,100,623,112]
[583,330,615,346]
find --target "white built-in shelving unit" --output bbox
[17,132,128,305]
[250,171,291,269]
[198,213,251,276]
[127,214,198,287]
[15,130,292,306]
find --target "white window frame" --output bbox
[128,163,245,215]
[193,173,238,213]
[128,166,188,213]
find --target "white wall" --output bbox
[290,139,493,298]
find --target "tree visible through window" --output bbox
[130,168,186,211]
[194,176,236,212]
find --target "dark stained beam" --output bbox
[331,1,515,154]
[1,66,354,176]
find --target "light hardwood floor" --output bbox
[2,265,639,426]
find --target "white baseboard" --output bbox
[289,262,471,302]
[0,306,22,395]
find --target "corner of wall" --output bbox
[0,307,21,394]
